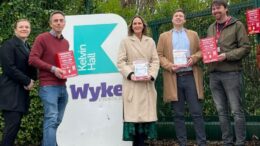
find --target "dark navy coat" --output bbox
[0,36,37,113]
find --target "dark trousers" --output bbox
[210,71,246,146]
[172,74,206,146]
[1,110,23,146]
[132,124,146,146]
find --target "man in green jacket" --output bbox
[207,0,251,146]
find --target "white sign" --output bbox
[57,14,131,146]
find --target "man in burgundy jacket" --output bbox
[29,10,69,146]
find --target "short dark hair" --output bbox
[49,10,65,22]
[128,15,147,36]
[211,0,228,9]
[173,8,186,18]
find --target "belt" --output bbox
[176,71,193,77]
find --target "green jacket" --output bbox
[207,17,251,72]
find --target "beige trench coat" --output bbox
[157,29,204,102]
[117,35,159,122]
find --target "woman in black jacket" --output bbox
[0,19,37,146]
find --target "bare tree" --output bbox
[121,0,157,15]
[121,0,135,7]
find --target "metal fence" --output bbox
[148,0,260,140]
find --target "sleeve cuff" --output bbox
[127,72,134,80]
[51,66,56,73]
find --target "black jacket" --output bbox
[0,36,37,113]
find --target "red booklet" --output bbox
[200,37,218,64]
[246,8,260,34]
[56,50,78,79]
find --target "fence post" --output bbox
[149,23,160,44]
[255,0,260,74]
[85,0,93,14]
[256,0,260,8]
[255,0,260,43]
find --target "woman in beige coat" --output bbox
[117,16,159,146]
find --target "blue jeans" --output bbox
[210,71,246,146]
[172,74,206,146]
[39,86,68,146]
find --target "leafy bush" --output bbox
[0,0,259,145]
[0,0,87,145]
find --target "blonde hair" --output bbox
[13,19,30,29]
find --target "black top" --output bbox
[0,36,37,113]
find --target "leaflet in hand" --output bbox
[133,59,148,80]
[200,37,218,63]
[173,50,188,67]
[56,50,78,79]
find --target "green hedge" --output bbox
[0,0,87,145]
[0,0,259,145]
